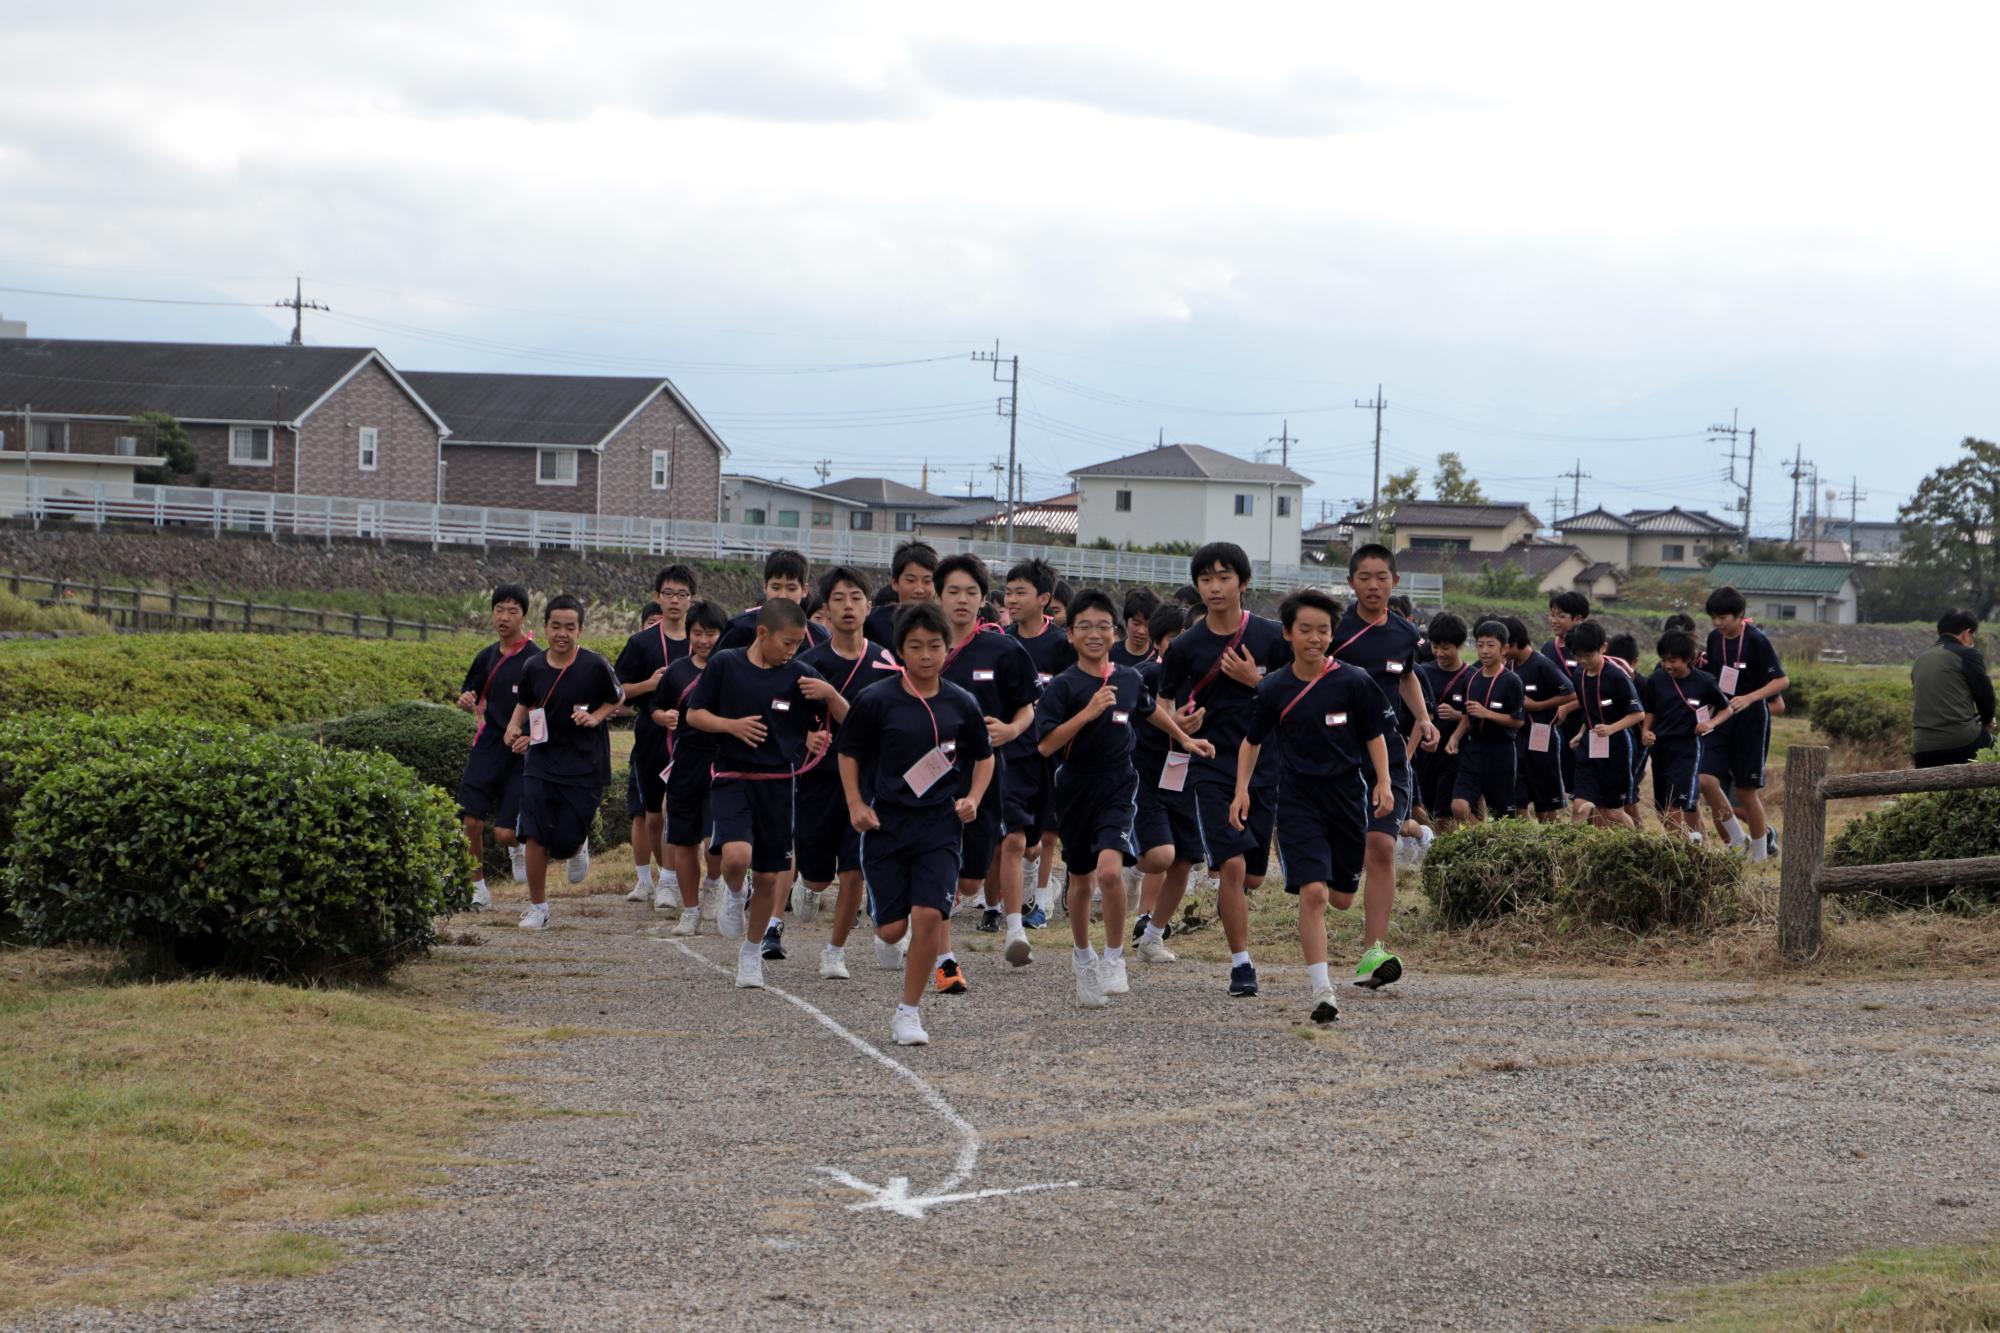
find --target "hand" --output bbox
[953,797,978,823]
[646,666,666,691]
[505,728,528,754]
[1555,701,1577,722]
[456,690,478,713]
[1641,727,1657,748]
[1695,719,1715,736]
[799,677,838,701]
[1569,731,1583,750]
[1417,719,1440,752]
[1082,685,1118,720]
[1183,738,1216,759]
[1372,781,1394,818]
[806,729,830,758]
[733,716,769,745]
[1591,723,1614,737]
[1466,701,1492,721]
[1445,735,1460,756]
[1178,704,1206,735]
[849,803,881,833]
[984,715,1012,746]
[1436,702,1462,723]
[575,710,603,730]
[1227,791,1249,830]
[1219,646,1262,688]
[1726,696,1749,716]
[655,709,679,731]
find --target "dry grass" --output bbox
[1641,1237,2000,1331]
[0,946,525,1315]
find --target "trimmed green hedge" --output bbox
[1828,749,2000,910]
[278,700,477,794]
[1809,679,1911,745]
[1424,821,1743,931]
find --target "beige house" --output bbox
[1555,507,1737,569]
[722,474,864,531]
[815,476,961,535]
[1071,443,1308,565]
[1340,500,1542,554]
[1395,541,1604,597]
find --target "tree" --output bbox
[1432,451,1485,504]
[129,411,201,485]
[1900,437,2000,618]
[1381,468,1421,504]
[1470,559,1539,599]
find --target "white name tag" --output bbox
[1588,731,1611,760]
[1326,712,1348,727]
[904,746,953,797]
[1111,710,1130,725]
[972,669,995,682]
[1386,661,1405,674]
[1529,722,1552,753]
[528,708,549,745]
[1255,665,1267,677]
[1718,665,1740,695]
[1159,752,1190,792]
[1037,673,1053,684]
[772,699,791,712]
[1450,694,1464,705]
[1524,684,1539,693]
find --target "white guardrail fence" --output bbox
[0,476,1442,602]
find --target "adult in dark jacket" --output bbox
[1911,609,1995,767]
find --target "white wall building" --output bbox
[1071,443,1309,565]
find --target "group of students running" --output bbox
[449,538,1787,1047]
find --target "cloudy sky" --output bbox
[4,0,1996,531]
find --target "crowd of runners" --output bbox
[450,539,1790,1046]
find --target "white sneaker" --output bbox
[735,951,764,989]
[1100,955,1130,995]
[1073,954,1108,1008]
[719,890,748,941]
[819,945,850,980]
[624,880,651,903]
[1136,935,1177,964]
[567,847,591,884]
[670,907,701,937]
[1310,985,1340,1024]
[872,935,902,970]
[1003,926,1033,968]
[509,845,528,883]
[891,1010,929,1046]
[791,880,817,923]
[470,883,492,912]
[517,902,549,931]
[652,881,677,910]
[699,877,722,929]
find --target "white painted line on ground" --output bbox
[661,934,1081,1219]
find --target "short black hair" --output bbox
[871,584,899,607]
[1606,632,1639,662]
[1279,588,1342,629]
[1662,611,1698,634]
[655,564,697,595]
[1191,542,1252,585]
[1657,631,1698,662]
[1564,620,1608,655]
[1172,584,1201,608]
[1122,587,1161,623]
[1473,619,1510,644]
[685,599,728,634]
[1704,586,1747,617]
[1006,558,1056,597]
[1147,603,1186,642]
[640,601,662,623]
[756,598,807,632]
[1348,543,1397,576]
[894,601,951,651]
[544,594,584,624]
[1050,580,1074,610]
[491,583,530,613]
[890,541,938,579]
[1067,589,1118,625]
[818,565,870,601]
[799,592,824,618]
[762,549,810,586]
[935,553,990,597]
[1939,608,1981,638]
[1388,594,1415,619]
[1427,612,1468,647]
[1500,615,1533,650]
[1549,590,1590,619]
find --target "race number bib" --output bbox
[1529,722,1552,753]
[528,708,549,745]
[1159,752,1190,792]
[1588,731,1610,760]
[904,747,953,797]
[1718,665,1740,695]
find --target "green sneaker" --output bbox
[1353,942,1404,990]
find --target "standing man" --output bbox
[1912,610,1995,767]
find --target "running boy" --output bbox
[1111,587,1161,666]
[1003,558,1077,923]
[838,603,995,1047]
[1444,619,1524,823]
[1414,613,1472,824]
[1639,630,1728,838]
[656,600,728,936]
[1234,589,1393,1024]
[717,550,830,651]
[1502,616,1574,823]
[1564,620,1644,828]
[864,541,938,648]
[1701,586,1789,861]
[503,595,623,930]
[455,584,543,911]
[1130,602,1204,962]
[1545,590,1590,795]
[616,565,697,908]
[1036,590,1212,1008]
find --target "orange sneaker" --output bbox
[934,958,969,994]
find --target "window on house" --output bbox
[536,448,578,486]
[745,508,767,526]
[1408,536,1469,553]
[1661,543,1685,562]
[1115,489,1133,513]
[812,510,832,527]
[229,426,273,467]
[357,427,379,472]
[851,512,874,531]
[1234,493,1253,516]
[651,450,670,489]
[1277,495,1292,518]
[721,507,732,523]
[896,512,915,532]
[778,510,800,528]
[1767,603,1797,620]
[29,419,68,452]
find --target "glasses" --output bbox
[657,589,692,600]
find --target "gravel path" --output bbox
[16,896,2000,1331]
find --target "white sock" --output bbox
[1142,924,1165,944]
[825,942,844,955]
[1036,889,1055,913]
[704,876,724,890]
[473,878,487,893]
[681,905,701,920]
[1006,912,1023,931]
[1074,946,1097,964]
[634,864,653,888]
[1307,962,1330,991]
[936,950,956,965]
[896,1003,921,1018]
[1104,945,1123,962]
[739,939,759,960]
[970,893,989,911]
[1720,817,1746,846]
[727,887,748,904]
[1748,837,1769,863]
[1230,950,1251,967]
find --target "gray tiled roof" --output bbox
[1626,506,1737,534]
[0,337,382,424]
[1341,499,1540,529]
[1392,542,1587,578]
[816,476,959,508]
[1555,507,1634,533]
[923,497,1006,525]
[1071,442,1311,486]
[404,371,664,448]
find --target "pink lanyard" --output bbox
[944,621,1003,670]
[662,669,704,758]
[1333,614,1386,660]
[1277,661,1335,723]
[473,634,533,741]
[536,654,576,711]
[1184,614,1250,707]
[1473,668,1505,727]
[1438,664,1473,709]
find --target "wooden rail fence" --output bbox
[1778,744,2000,961]
[3,571,459,642]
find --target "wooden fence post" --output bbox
[1779,744,1828,964]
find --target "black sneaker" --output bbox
[977,908,1002,933]
[1130,912,1151,945]
[761,922,786,961]
[1228,961,1259,998]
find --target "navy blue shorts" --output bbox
[1650,738,1702,812]
[1002,750,1053,840]
[663,752,712,847]
[1451,742,1517,816]
[707,774,795,873]
[1188,767,1275,876]
[1132,760,1203,862]
[793,771,861,884]
[1413,747,1456,818]
[1699,703,1770,790]
[516,774,600,861]
[1367,757,1413,838]
[861,814,961,926]
[457,741,525,826]
[1574,733,1638,809]
[1515,732,1568,813]
[1054,765,1139,875]
[625,737,668,816]
[1276,778,1369,895]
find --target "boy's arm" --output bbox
[1231,740,1262,809]
[964,754,995,808]
[1365,734,1392,810]
[1037,703,1096,756]
[1145,700,1208,752]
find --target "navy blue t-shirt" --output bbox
[1417,660,1476,735]
[939,627,1039,737]
[1244,662,1387,782]
[1003,620,1077,758]
[1035,663,1157,775]
[1110,641,1155,669]
[1575,661,1643,731]
[683,646,826,774]
[1333,609,1425,755]
[461,638,545,749]
[716,606,831,654]
[797,636,900,753]
[1514,650,1576,716]
[1458,665,1525,750]
[1158,611,1292,782]
[517,649,622,786]
[837,676,994,812]
[614,623,689,762]
[1703,624,1785,700]
[1642,665,1729,740]
[1134,659,1172,768]
[658,655,717,767]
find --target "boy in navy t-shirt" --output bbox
[654,600,727,936]
[1564,620,1644,827]
[614,564,697,909]
[1504,616,1575,822]
[454,583,543,912]
[684,598,827,989]
[1131,603,1205,963]
[1445,619,1525,822]
[1157,542,1292,999]
[863,541,938,648]
[838,603,995,1048]
[1036,590,1211,1008]
[1701,586,1790,861]
[716,549,831,652]
[1639,630,1729,838]
[1414,613,1472,825]
[1003,558,1077,920]
[1235,590,1392,1025]
[1545,590,1590,794]
[502,595,623,931]
[1111,587,1161,667]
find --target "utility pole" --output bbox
[1708,409,1757,555]
[1839,476,1867,547]
[274,278,328,346]
[972,342,1020,555]
[1787,445,1810,545]
[1355,385,1386,545]
[813,457,833,485]
[1547,488,1565,528]
[1268,419,1297,469]
[1559,459,1591,520]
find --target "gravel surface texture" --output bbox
[14,896,2000,1332]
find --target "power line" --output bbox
[0,283,270,309]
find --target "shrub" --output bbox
[1424,821,1743,931]
[0,713,245,846]
[6,732,472,979]
[0,587,111,635]
[1828,750,2000,910]
[1811,679,1909,745]
[277,700,478,794]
